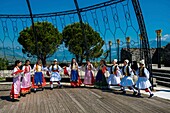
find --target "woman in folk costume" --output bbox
[21,60,32,95]
[107,59,121,87]
[10,60,23,100]
[135,59,154,98]
[94,59,108,88]
[83,60,95,85]
[49,59,62,90]
[70,58,82,87]
[32,59,46,92]
[120,59,137,95]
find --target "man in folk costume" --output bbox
[49,59,62,90]
[135,59,154,98]
[120,59,137,95]
[107,59,121,87]
[94,59,108,88]
[21,60,32,96]
[10,60,23,100]
[70,58,82,87]
[83,60,95,85]
[32,59,46,93]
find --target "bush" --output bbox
[0,58,8,70]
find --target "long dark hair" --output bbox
[25,60,30,66]
[101,59,106,66]
[71,58,76,68]
[15,60,21,67]
[36,59,41,65]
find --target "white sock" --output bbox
[51,83,53,88]
[131,87,136,92]
[123,87,125,91]
[148,88,152,94]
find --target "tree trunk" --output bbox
[75,55,79,63]
[80,56,84,65]
[41,57,46,66]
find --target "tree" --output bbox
[18,21,62,65]
[62,22,104,63]
[163,43,170,66]
[0,58,8,70]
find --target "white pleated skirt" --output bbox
[120,76,134,87]
[135,77,151,89]
[107,74,121,85]
[50,72,61,81]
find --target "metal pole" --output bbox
[156,29,162,68]
[139,34,143,60]
[126,37,130,52]
[131,0,153,90]
[73,0,89,60]
[26,0,38,59]
[109,41,112,63]
[117,39,120,65]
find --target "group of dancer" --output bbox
[10,59,46,100]
[101,59,154,98]
[10,57,154,101]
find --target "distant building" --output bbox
[120,48,162,63]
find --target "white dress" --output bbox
[135,67,151,89]
[49,65,62,82]
[107,65,121,85]
[120,65,134,87]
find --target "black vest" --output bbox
[139,67,145,77]
[52,64,58,71]
[110,65,118,74]
[122,66,130,76]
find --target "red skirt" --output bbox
[10,84,20,99]
[70,76,82,87]
[31,74,46,88]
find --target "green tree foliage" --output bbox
[62,22,104,63]
[0,58,8,70]
[18,21,62,65]
[163,43,170,66]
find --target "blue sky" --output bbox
[0,0,169,41]
[0,0,169,62]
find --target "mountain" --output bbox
[0,38,170,63]
[149,40,169,48]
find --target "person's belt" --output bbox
[53,70,59,72]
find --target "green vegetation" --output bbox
[0,58,8,70]
[62,22,104,63]
[18,21,62,65]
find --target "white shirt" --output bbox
[49,65,62,72]
[33,64,43,72]
[22,65,32,73]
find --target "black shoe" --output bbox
[34,89,36,93]
[133,91,137,96]
[137,93,143,98]
[122,91,126,94]
[42,87,44,91]
[22,94,26,97]
[50,88,53,90]
[137,93,141,96]
[148,94,154,98]
[58,85,62,88]
[119,88,123,91]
